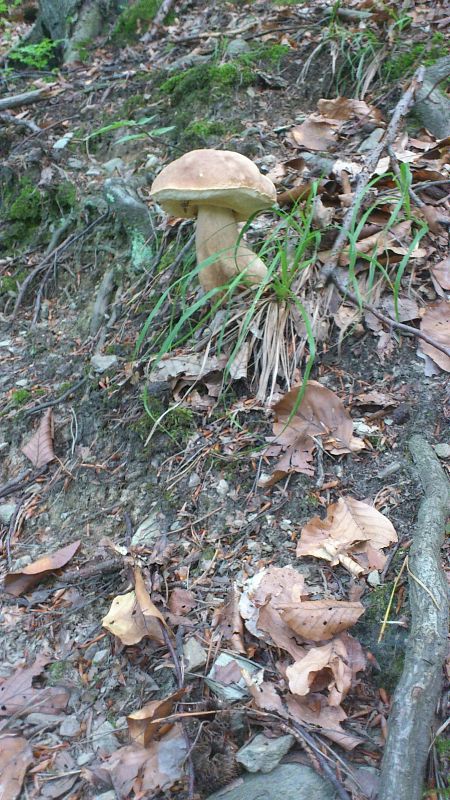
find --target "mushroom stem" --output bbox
[195,206,268,293]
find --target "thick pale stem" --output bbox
[195,205,268,293]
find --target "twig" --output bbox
[378,435,450,800]
[319,66,425,285]
[159,622,195,799]
[0,88,48,112]
[11,213,108,318]
[24,376,87,416]
[329,270,450,359]
[145,0,177,39]
[0,112,41,132]
[388,146,450,228]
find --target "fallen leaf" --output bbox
[262,382,363,485]
[0,655,69,718]
[4,541,81,596]
[0,736,33,800]
[296,497,397,575]
[213,585,246,653]
[286,692,362,750]
[419,301,450,372]
[168,587,196,616]
[21,409,55,467]
[153,352,227,382]
[247,680,288,718]
[281,599,365,642]
[127,690,184,746]
[102,570,166,646]
[431,257,450,291]
[286,637,362,706]
[317,97,382,123]
[289,116,338,151]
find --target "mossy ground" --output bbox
[1,177,77,254]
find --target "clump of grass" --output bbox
[160,62,256,106]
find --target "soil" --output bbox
[0,2,449,799]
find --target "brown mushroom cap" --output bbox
[151,149,276,221]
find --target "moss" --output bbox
[11,388,31,407]
[137,396,195,444]
[47,660,70,682]
[112,0,161,44]
[53,180,77,214]
[238,42,290,66]
[160,62,256,107]
[1,177,77,253]
[383,34,449,81]
[9,179,42,222]
[354,583,408,691]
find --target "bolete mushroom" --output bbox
[150,149,277,293]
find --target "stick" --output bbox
[319,66,425,285]
[0,88,48,112]
[378,436,450,800]
[144,0,177,40]
[0,112,41,133]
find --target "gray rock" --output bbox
[102,157,126,174]
[435,443,450,459]
[183,637,207,672]
[91,720,118,755]
[226,38,251,57]
[131,510,166,546]
[236,733,294,773]
[93,793,116,800]
[60,714,82,738]
[207,763,337,800]
[188,472,201,488]
[77,752,93,766]
[92,647,110,666]
[216,479,229,497]
[0,504,15,524]
[26,713,64,728]
[67,157,84,170]
[91,354,118,373]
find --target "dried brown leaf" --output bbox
[0,736,33,800]
[286,637,362,706]
[0,655,69,718]
[168,588,196,616]
[296,497,397,575]
[419,301,450,372]
[289,116,338,151]
[4,541,81,596]
[247,680,288,718]
[431,257,450,291]
[127,690,184,747]
[281,599,365,642]
[102,569,166,646]
[317,97,382,123]
[21,409,55,467]
[286,692,362,750]
[214,585,245,653]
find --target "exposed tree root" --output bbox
[378,435,450,800]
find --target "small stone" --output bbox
[102,157,126,174]
[92,648,110,666]
[131,511,165,546]
[26,713,63,727]
[67,157,84,170]
[0,504,15,524]
[367,570,381,587]
[236,733,294,773]
[53,132,74,150]
[16,378,28,387]
[93,793,116,800]
[91,720,118,755]
[434,443,450,459]
[0,339,12,347]
[183,638,207,672]
[279,519,292,531]
[216,479,229,497]
[144,154,159,170]
[91,354,118,373]
[188,472,201,488]
[76,752,93,766]
[60,714,82,738]
[226,38,251,57]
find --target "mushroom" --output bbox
[150,149,277,293]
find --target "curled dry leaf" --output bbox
[296,497,397,576]
[168,587,196,616]
[317,97,382,123]
[0,736,33,800]
[102,568,166,646]
[246,679,288,718]
[286,634,365,706]
[281,599,365,642]
[286,692,363,750]
[239,567,307,660]
[127,689,185,747]
[419,300,450,372]
[261,382,363,486]
[289,116,338,151]
[21,408,55,468]
[4,540,81,597]
[213,584,245,653]
[0,655,69,718]
[431,257,450,292]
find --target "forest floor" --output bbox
[0,1,449,799]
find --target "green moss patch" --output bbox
[112,0,162,44]
[160,62,256,106]
[1,177,77,254]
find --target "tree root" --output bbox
[378,435,450,800]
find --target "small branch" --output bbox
[0,88,48,112]
[319,66,425,285]
[144,0,177,40]
[378,436,450,800]
[0,112,41,133]
[329,271,450,359]
[24,376,88,417]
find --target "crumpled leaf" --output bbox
[213,584,246,653]
[153,352,227,382]
[286,692,362,750]
[296,497,397,576]
[168,587,196,616]
[21,408,55,467]
[289,116,338,151]
[4,541,81,597]
[206,653,263,702]
[431,257,450,292]
[84,725,187,799]
[247,679,288,718]
[419,300,450,372]
[239,567,307,661]
[281,599,365,642]
[127,690,184,746]
[261,382,364,486]
[286,635,365,706]
[0,736,33,800]
[317,97,382,123]
[102,568,166,645]
[0,655,69,718]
